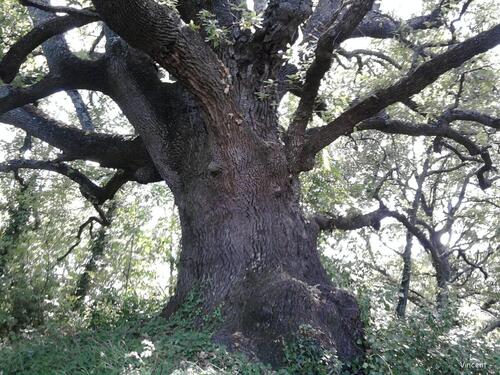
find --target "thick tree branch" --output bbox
[386,210,434,252]
[300,24,500,170]
[286,0,373,162]
[66,90,94,132]
[0,105,156,175]
[311,198,435,254]
[0,57,108,114]
[312,203,388,232]
[304,1,444,41]
[28,1,96,131]
[19,0,98,17]
[441,109,500,130]
[482,319,500,335]
[0,12,99,83]
[352,8,444,39]
[91,0,237,130]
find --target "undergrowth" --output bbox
[1,289,497,374]
[0,292,271,375]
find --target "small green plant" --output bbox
[255,79,278,104]
[354,300,500,375]
[231,2,263,31]
[198,10,231,47]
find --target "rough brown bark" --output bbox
[159,125,365,366]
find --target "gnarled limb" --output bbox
[441,109,500,130]
[0,159,130,204]
[0,105,156,174]
[299,23,500,170]
[0,58,108,114]
[352,8,444,39]
[91,0,237,130]
[285,0,373,165]
[304,0,444,41]
[311,203,388,232]
[28,1,97,131]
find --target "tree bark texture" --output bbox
[138,85,366,364]
[163,145,365,365]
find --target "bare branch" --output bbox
[27,2,97,132]
[57,213,108,263]
[352,8,445,39]
[286,0,374,164]
[356,116,494,189]
[0,159,130,204]
[304,1,445,42]
[481,319,500,335]
[311,203,388,232]
[441,109,500,130]
[338,48,403,70]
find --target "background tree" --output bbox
[0,0,499,370]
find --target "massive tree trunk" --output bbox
[82,1,367,363]
[128,88,365,364]
[161,139,364,365]
[98,31,366,363]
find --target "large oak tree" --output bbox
[1,0,499,368]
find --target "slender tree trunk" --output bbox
[430,235,452,311]
[0,181,32,276]
[396,159,428,317]
[73,204,116,310]
[396,232,413,318]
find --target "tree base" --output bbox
[163,271,365,370]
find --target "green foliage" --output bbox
[0,1,499,374]
[198,10,231,48]
[282,324,343,375]
[300,159,352,214]
[359,306,499,375]
[0,290,271,374]
[230,2,263,31]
